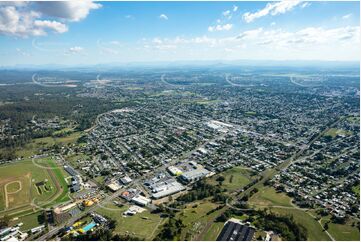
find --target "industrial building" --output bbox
[120,176,132,185]
[151,180,186,199]
[216,219,255,241]
[167,166,183,176]
[131,195,151,206]
[179,168,210,183]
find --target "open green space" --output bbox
[96,203,163,240]
[270,207,330,241]
[9,211,44,232]
[326,220,360,241]
[248,186,293,207]
[174,200,225,240]
[324,128,352,138]
[245,111,257,116]
[346,116,360,124]
[12,131,83,159]
[6,181,21,193]
[201,221,224,241]
[352,184,360,198]
[247,185,353,241]
[207,166,253,192]
[0,158,69,217]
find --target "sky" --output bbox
[0,0,359,66]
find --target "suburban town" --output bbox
[0,1,360,241]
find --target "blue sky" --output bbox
[0,1,359,66]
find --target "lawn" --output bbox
[202,222,224,241]
[13,131,83,159]
[327,221,360,241]
[9,211,44,232]
[270,207,330,241]
[36,158,70,205]
[96,203,163,240]
[324,128,352,138]
[208,166,253,192]
[346,116,360,124]
[248,186,292,207]
[352,184,360,198]
[0,158,69,216]
[174,200,225,240]
[248,186,330,241]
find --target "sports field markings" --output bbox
[32,158,62,170]
[4,180,23,209]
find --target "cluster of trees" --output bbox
[177,180,223,203]
[216,208,308,241]
[0,84,122,153]
[251,210,307,241]
[62,219,142,241]
[155,217,184,240]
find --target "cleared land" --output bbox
[96,203,163,240]
[174,200,226,240]
[248,186,292,207]
[323,128,352,138]
[207,166,253,192]
[0,158,69,225]
[248,185,360,241]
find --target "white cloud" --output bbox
[208,23,233,32]
[342,13,352,20]
[141,26,359,61]
[222,10,231,17]
[233,6,238,12]
[236,26,360,46]
[159,14,168,20]
[243,0,302,23]
[301,2,311,9]
[16,47,30,56]
[0,1,100,37]
[68,46,84,53]
[270,22,276,26]
[34,20,68,33]
[35,1,101,22]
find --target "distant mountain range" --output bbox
[0,59,359,71]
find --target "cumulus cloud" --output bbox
[35,1,101,22]
[159,14,168,20]
[144,26,359,53]
[34,20,68,33]
[208,24,233,32]
[0,1,100,37]
[243,0,302,23]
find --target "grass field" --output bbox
[248,186,292,207]
[323,128,352,138]
[352,184,360,198]
[207,166,253,192]
[9,211,44,232]
[11,131,83,159]
[174,200,225,240]
[346,116,360,124]
[270,207,330,241]
[326,220,360,241]
[248,186,330,241]
[0,158,69,216]
[202,222,224,241]
[96,203,163,240]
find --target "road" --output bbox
[195,117,344,241]
[38,111,345,241]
